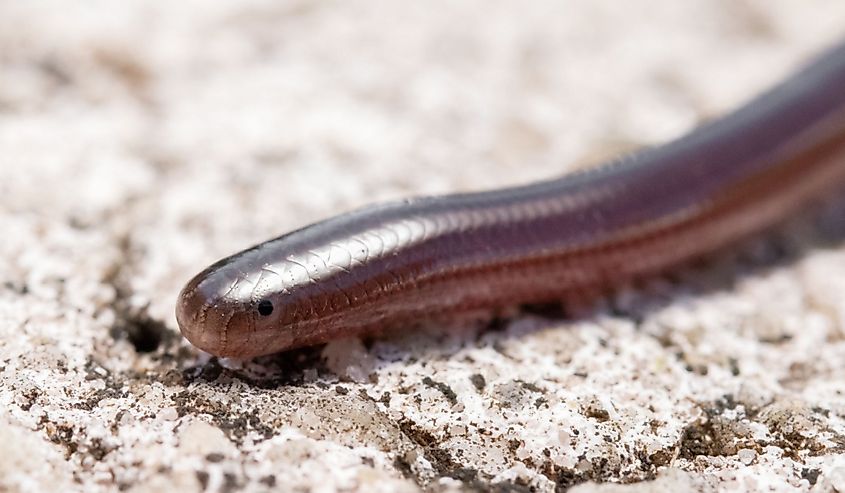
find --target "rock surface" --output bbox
[3,1,845,492]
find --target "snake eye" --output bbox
[257,299,274,316]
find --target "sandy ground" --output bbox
[3,1,845,492]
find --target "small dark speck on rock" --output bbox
[812,406,831,418]
[470,374,486,392]
[335,385,348,395]
[584,407,610,422]
[196,471,209,490]
[422,377,458,405]
[802,468,821,485]
[206,453,225,463]
[518,380,543,393]
[728,357,741,376]
[222,473,239,493]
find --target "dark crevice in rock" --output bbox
[102,231,180,357]
[395,418,481,488]
[677,395,845,464]
[392,418,539,492]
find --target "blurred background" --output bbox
[3,2,845,491]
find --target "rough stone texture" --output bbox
[2,1,845,492]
